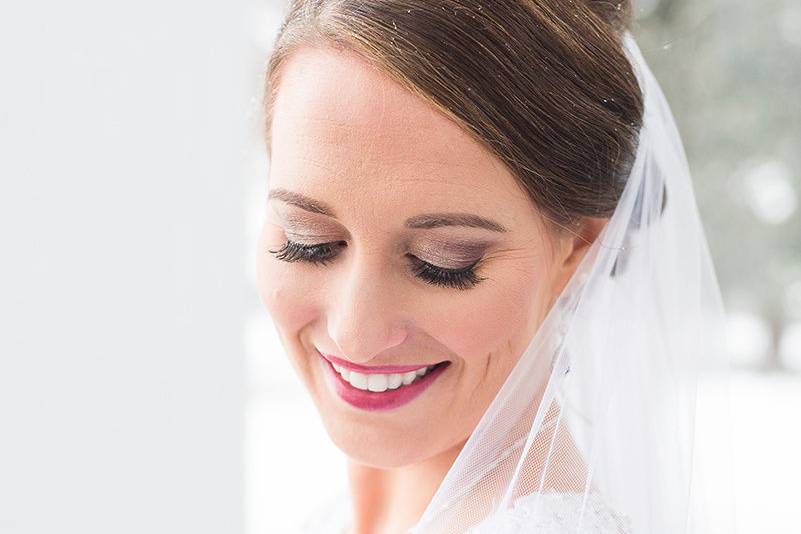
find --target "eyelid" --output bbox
[282,212,326,227]
[274,206,496,265]
[279,215,346,242]
[410,253,482,272]
[412,239,494,267]
[283,230,343,243]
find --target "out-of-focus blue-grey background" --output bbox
[1,1,798,533]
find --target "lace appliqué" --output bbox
[467,491,634,534]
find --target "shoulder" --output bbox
[467,491,633,534]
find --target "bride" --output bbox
[256,1,735,532]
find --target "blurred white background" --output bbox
[2,1,799,533]
[0,1,265,532]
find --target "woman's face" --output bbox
[257,45,582,469]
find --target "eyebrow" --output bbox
[268,187,509,233]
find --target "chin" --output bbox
[309,397,430,468]
[307,395,455,470]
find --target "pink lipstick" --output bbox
[318,351,450,411]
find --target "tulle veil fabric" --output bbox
[409,32,736,534]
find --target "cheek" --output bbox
[255,223,319,339]
[427,257,552,374]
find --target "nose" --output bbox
[326,255,408,364]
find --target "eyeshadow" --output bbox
[274,210,344,239]
[413,238,495,266]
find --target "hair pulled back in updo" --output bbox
[263,0,644,234]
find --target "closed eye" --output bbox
[267,239,342,266]
[267,239,486,291]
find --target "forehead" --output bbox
[268,45,532,225]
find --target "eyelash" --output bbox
[267,239,486,291]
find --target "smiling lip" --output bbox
[319,352,451,411]
[319,351,442,374]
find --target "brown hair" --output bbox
[262,0,643,234]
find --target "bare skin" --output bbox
[256,44,606,534]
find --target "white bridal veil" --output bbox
[410,32,736,534]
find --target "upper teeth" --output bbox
[331,363,436,392]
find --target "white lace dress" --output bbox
[300,490,633,533]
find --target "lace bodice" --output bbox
[300,490,632,533]
[466,491,633,533]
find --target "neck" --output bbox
[346,439,465,534]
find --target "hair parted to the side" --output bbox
[262,0,644,236]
